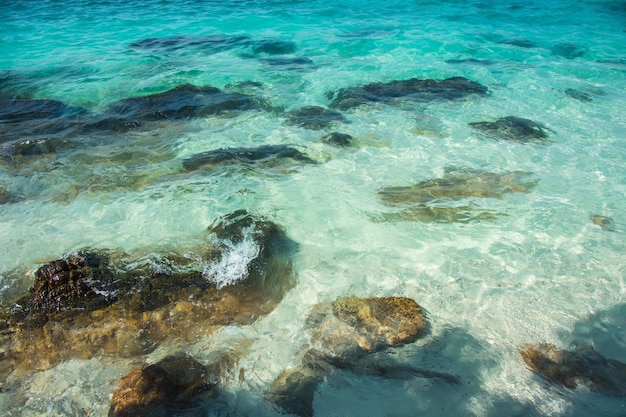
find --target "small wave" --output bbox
[203,224,261,289]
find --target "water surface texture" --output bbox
[1,0,625,416]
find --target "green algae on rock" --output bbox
[0,210,297,380]
[521,343,626,397]
[376,167,538,223]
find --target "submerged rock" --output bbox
[591,215,616,231]
[0,99,83,124]
[267,296,457,417]
[445,58,496,66]
[551,42,586,59]
[328,76,488,110]
[258,57,315,67]
[521,344,626,397]
[182,144,316,172]
[322,132,354,147]
[252,40,297,55]
[285,106,347,130]
[498,38,536,48]
[106,84,264,121]
[564,88,593,103]
[128,34,251,53]
[469,116,553,144]
[0,211,297,378]
[109,351,235,417]
[377,167,538,223]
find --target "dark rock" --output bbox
[591,215,615,231]
[285,106,347,130]
[565,88,593,102]
[128,35,251,53]
[521,344,626,397]
[109,351,235,417]
[252,40,297,55]
[0,211,297,377]
[0,99,83,124]
[259,57,315,67]
[377,167,538,223]
[106,84,263,122]
[469,116,553,144]
[329,76,488,110]
[322,132,354,147]
[551,42,586,59]
[182,144,316,172]
[498,39,536,48]
[266,367,324,417]
[445,58,496,66]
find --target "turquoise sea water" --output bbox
[1,0,625,416]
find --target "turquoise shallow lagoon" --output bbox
[1,0,625,416]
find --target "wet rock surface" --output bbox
[0,210,297,379]
[377,167,538,223]
[469,116,553,144]
[521,344,626,397]
[266,296,458,417]
[182,144,316,172]
[328,76,488,110]
[109,351,235,417]
[285,106,347,130]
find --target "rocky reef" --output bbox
[469,116,553,144]
[376,167,538,223]
[285,106,347,130]
[521,344,626,397]
[0,210,297,381]
[328,76,488,110]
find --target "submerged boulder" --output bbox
[322,132,354,147]
[591,215,616,231]
[0,210,297,378]
[267,296,457,417]
[329,76,488,110]
[521,344,626,397]
[285,106,347,130]
[182,144,316,172]
[109,351,235,417]
[128,34,251,54]
[551,42,586,59]
[252,39,297,56]
[469,116,553,144]
[106,84,264,122]
[376,167,538,223]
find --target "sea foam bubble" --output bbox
[203,224,261,289]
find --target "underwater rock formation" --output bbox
[106,84,264,121]
[182,144,316,172]
[564,88,593,103]
[252,39,297,55]
[285,106,347,130]
[376,167,538,223]
[469,116,553,144]
[322,132,354,147]
[591,215,616,231]
[551,42,586,59]
[258,57,315,68]
[109,351,235,417]
[498,38,536,48]
[328,76,488,110]
[0,210,297,379]
[267,296,457,416]
[521,344,626,397]
[445,58,496,66]
[128,34,251,54]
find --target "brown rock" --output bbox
[521,343,626,396]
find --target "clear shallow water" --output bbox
[1,0,625,416]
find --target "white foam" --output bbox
[202,224,261,289]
